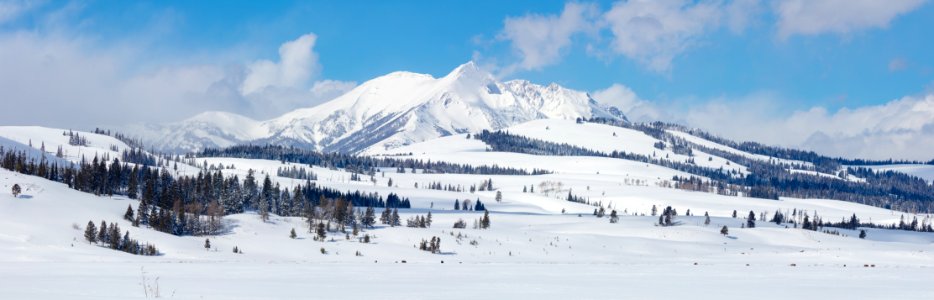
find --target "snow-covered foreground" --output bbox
[3,124,934,299]
[3,262,933,299]
[3,166,934,299]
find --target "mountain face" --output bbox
[134,62,627,153]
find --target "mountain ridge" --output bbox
[131,61,628,153]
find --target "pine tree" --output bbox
[454,199,460,210]
[123,204,135,222]
[732,210,737,218]
[746,211,756,228]
[290,228,297,239]
[127,166,138,199]
[98,220,108,243]
[391,208,401,227]
[859,229,867,239]
[704,212,710,226]
[362,206,376,228]
[108,223,121,249]
[481,210,491,229]
[426,211,432,228]
[720,225,729,236]
[609,210,619,223]
[495,191,502,202]
[84,221,98,244]
[651,205,657,216]
[380,206,391,225]
[316,222,327,241]
[204,238,211,250]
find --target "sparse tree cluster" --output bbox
[83,220,159,256]
[419,236,441,254]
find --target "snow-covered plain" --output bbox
[2,125,934,299]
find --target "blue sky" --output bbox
[1,0,934,159]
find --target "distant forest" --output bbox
[0,146,410,237]
[198,145,550,176]
[476,119,934,213]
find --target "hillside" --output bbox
[2,124,934,298]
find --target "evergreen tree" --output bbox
[108,223,121,249]
[720,225,729,236]
[859,229,867,239]
[123,204,135,222]
[11,184,21,198]
[609,210,619,223]
[98,220,108,243]
[481,210,491,229]
[732,210,737,218]
[704,212,710,226]
[127,166,138,199]
[84,221,98,244]
[362,206,376,228]
[454,199,460,210]
[746,211,756,228]
[380,206,391,225]
[290,228,297,239]
[316,222,327,241]
[426,211,432,228]
[204,238,211,250]
[495,191,502,202]
[391,208,401,227]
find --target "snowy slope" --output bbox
[0,126,130,164]
[3,157,934,298]
[133,62,627,153]
[3,119,934,298]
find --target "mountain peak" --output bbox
[135,62,626,153]
[444,61,489,81]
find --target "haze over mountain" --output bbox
[131,62,627,153]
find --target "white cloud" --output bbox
[498,2,598,73]
[0,30,345,127]
[0,0,39,24]
[591,85,934,160]
[676,93,934,161]
[495,1,758,73]
[775,0,927,39]
[725,0,764,33]
[603,0,726,72]
[240,33,320,95]
[591,83,659,122]
[888,57,908,72]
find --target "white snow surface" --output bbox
[2,125,934,299]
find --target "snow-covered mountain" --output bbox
[134,62,627,153]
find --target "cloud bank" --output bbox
[494,0,926,73]
[592,84,934,161]
[0,30,355,128]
